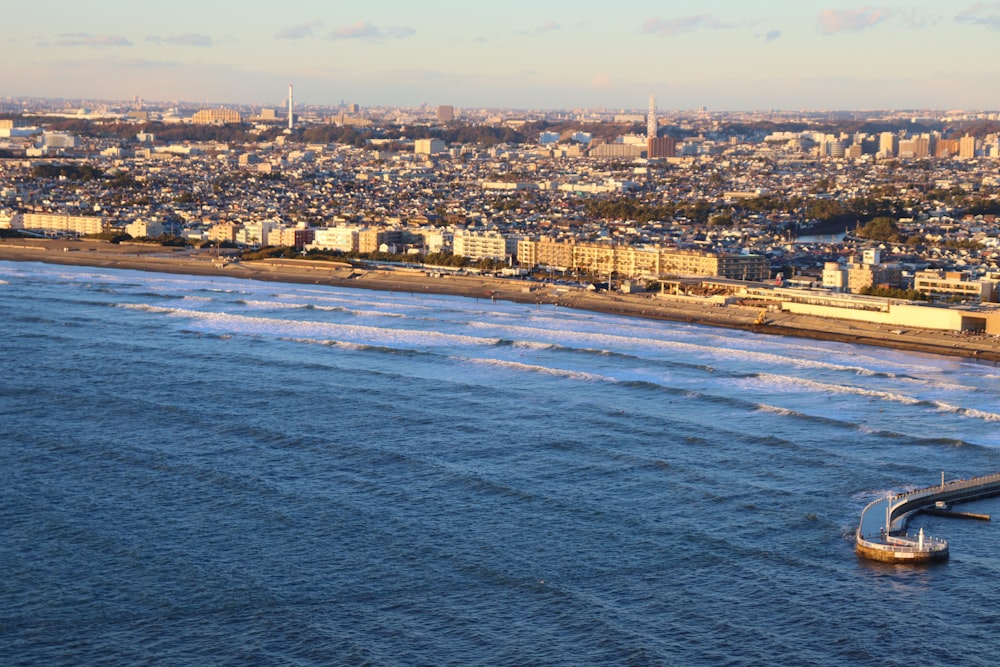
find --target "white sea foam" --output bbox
[117,303,499,348]
[755,404,796,417]
[461,357,612,382]
[932,402,1000,422]
[750,372,923,405]
[468,319,895,375]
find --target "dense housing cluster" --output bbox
[2,100,999,301]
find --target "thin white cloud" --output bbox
[817,7,893,35]
[55,33,133,47]
[538,20,561,33]
[327,21,415,41]
[764,29,782,42]
[641,15,736,37]
[164,33,212,47]
[275,21,324,40]
[955,3,1000,29]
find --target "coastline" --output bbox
[3,238,1000,363]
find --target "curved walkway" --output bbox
[856,472,1000,562]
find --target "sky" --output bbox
[4,1,1000,111]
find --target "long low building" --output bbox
[2,212,107,236]
[517,238,770,282]
[738,285,1000,334]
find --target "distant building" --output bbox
[588,143,644,159]
[436,105,455,123]
[647,136,676,158]
[192,108,242,125]
[878,131,898,157]
[936,139,959,158]
[42,132,78,149]
[331,113,372,128]
[647,95,657,140]
[414,138,447,155]
[959,135,976,159]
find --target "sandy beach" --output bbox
[3,238,1000,363]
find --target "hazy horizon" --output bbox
[4,1,1000,111]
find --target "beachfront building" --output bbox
[453,230,518,262]
[15,213,106,236]
[913,269,997,303]
[237,220,277,248]
[311,226,360,253]
[125,220,164,239]
[359,228,408,254]
[266,225,315,250]
[515,239,769,282]
[207,222,240,244]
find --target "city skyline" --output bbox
[4,1,1000,111]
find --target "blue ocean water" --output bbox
[2,260,1000,666]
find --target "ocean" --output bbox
[2,260,1000,666]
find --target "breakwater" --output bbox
[856,472,1000,563]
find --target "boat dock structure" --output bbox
[856,472,1000,563]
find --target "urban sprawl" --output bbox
[3,95,1000,333]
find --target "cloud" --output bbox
[327,21,415,41]
[56,33,132,47]
[538,20,561,33]
[164,33,212,47]
[955,3,1000,29]
[275,21,324,40]
[641,15,736,37]
[764,29,782,42]
[817,7,893,35]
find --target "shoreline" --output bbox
[3,238,1000,363]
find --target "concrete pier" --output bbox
[856,472,1000,563]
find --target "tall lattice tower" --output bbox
[647,94,657,139]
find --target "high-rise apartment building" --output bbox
[878,131,897,157]
[647,136,677,158]
[959,134,976,159]
[647,95,657,139]
[437,105,455,123]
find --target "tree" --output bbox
[855,216,900,242]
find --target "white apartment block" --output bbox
[453,230,517,261]
[125,220,164,238]
[311,226,360,252]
